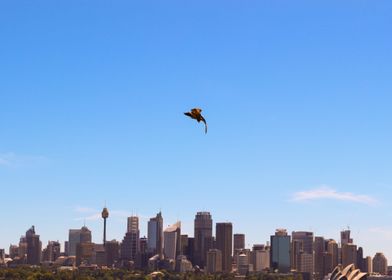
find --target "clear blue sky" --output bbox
[1,0,392,261]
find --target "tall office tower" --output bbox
[291,231,314,274]
[216,222,233,272]
[187,237,195,264]
[341,230,353,245]
[207,249,222,273]
[127,216,139,233]
[0,249,5,262]
[327,240,339,269]
[105,240,120,266]
[136,237,149,270]
[180,235,189,256]
[341,243,357,268]
[76,242,94,266]
[42,241,61,262]
[18,236,27,258]
[373,253,388,275]
[68,226,92,256]
[121,216,140,261]
[364,256,373,273]
[164,221,181,260]
[147,211,163,258]
[314,236,325,280]
[234,234,245,250]
[64,241,69,256]
[194,212,213,268]
[357,247,364,271]
[9,245,19,259]
[322,252,333,277]
[102,207,109,246]
[270,229,291,273]
[26,226,42,265]
[252,244,270,272]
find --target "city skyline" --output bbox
[1,0,392,268]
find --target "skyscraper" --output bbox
[341,243,357,268]
[42,241,61,262]
[234,234,245,251]
[147,211,163,258]
[164,221,181,260]
[121,216,140,261]
[373,253,388,275]
[327,240,339,270]
[26,226,42,265]
[194,212,213,268]
[314,236,325,280]
[207,249,222,273]
[216,222,233,272]
[252,244,270,272]
[270,229,291,273]
[68,226,92,256]
[340,230,353,245]
[291,231,314,274]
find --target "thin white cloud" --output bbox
[292,186,378,206]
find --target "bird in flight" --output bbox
[184,108,207,134]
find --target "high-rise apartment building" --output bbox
[105,240,120,266]
[194,212,213,268]
[216,222,233,272]
[270,229,291,273]
[147,212,163,258]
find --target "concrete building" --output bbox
[291,231,314,274]
[314,236,325,280]
[68,226,91,257]
[42,241,61,262]
[164,221,181,260]
[234,234,245,251]
[194,212,213,268]
[216,222,233,272]
[364,256,373,273]
[207,249,222,273]
[342,243,357,268]
[327,240,339,270]
[341,230,353,245]
[121,216,140,261]
[270,229,291,273]
[105,240,120,267]
[147,212,163,259]
[252,244,270,272]
[26,226,42,265]
[373,253,388,275]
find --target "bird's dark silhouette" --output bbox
[184,108,207,134]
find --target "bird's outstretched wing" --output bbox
[184,112,193,118]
